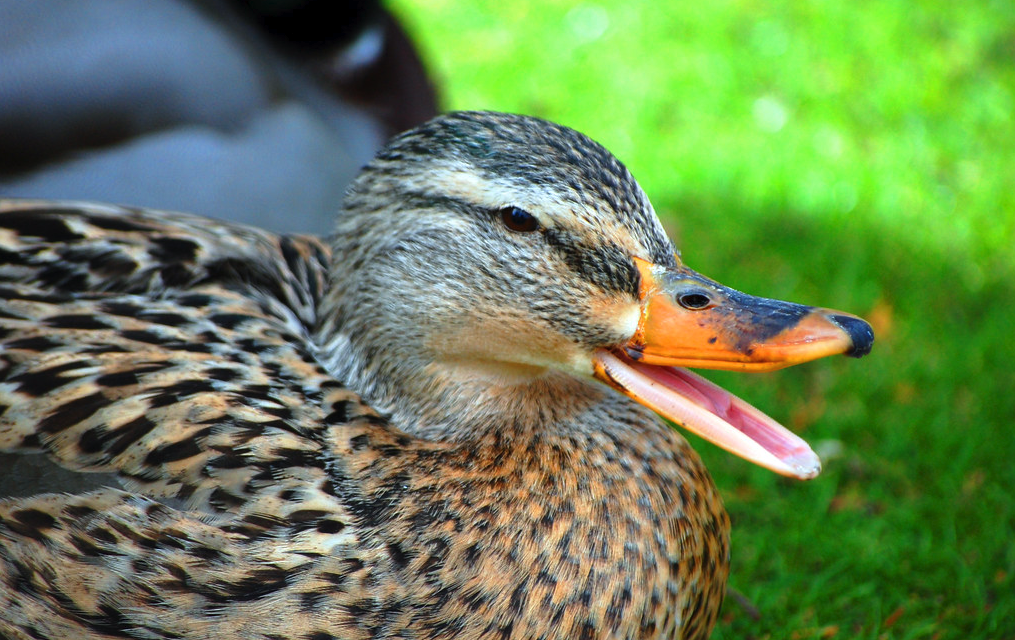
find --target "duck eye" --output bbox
[678,291,713,310]
[499,207,540,233]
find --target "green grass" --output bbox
[389,0,1015,637]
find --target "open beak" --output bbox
[593,257,873,479]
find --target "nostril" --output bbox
[830,314,875,358]
[677,291,712,310]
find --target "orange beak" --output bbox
[593,257,873,479]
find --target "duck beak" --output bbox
[593,257,873,479]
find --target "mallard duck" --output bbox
[0,0,437,235]
[0,112,872,640]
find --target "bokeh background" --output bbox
[387,1,1015,638]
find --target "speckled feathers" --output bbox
[0,113,729,640]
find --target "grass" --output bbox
[388,0,1015,637]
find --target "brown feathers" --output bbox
[0,113,730,640]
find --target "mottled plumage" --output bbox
[0,112,871,640]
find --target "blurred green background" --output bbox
[389,1,1015,638]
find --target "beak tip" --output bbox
[829,314,875,358]
[786,452,822,480]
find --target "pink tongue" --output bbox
[597,351,821,478]
[645,366,808,462]
[642,367,733,415]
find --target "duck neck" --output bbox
[317,329,611,443]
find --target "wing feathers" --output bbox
[0,200,383,515]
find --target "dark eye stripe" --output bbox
[544,229,640,297]
[499,207,540,233]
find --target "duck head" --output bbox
[318,111,872,478]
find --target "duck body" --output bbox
[0,208,725,640]
[0,113,870,639]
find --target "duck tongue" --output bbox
[594,350,820,478]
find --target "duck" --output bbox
[0,111,873,640]
[0,0,438,236]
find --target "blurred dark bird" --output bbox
[0,112,872,639]
[0,0,438,235]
